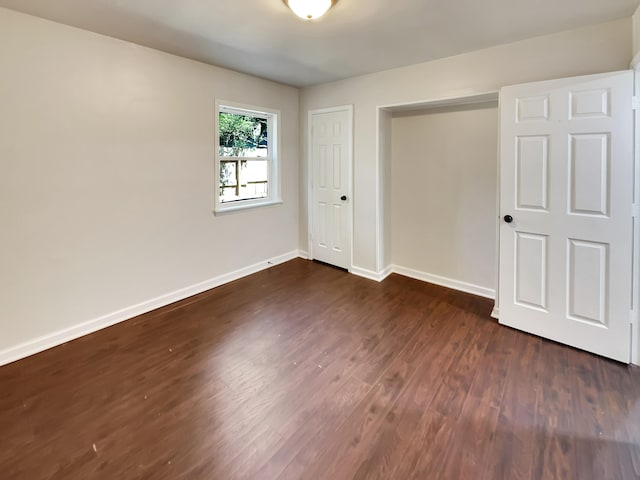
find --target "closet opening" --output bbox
[376,92,500,308]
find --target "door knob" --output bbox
[340,195,348,201]
[504,215,513,223]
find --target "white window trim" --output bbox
[214,100,282,215]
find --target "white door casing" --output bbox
[309,107,353,269]
[499,71,634,363]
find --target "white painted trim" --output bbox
[351,267,377,281]
[350,263,495,302]
[213,200,282,216]
[378,91,499,111]
[380,265,393,281]
[298,250,309,260]
[392,265,496,299]
[491,307,500,319]
[307,109,313,261]
[351,266,391,282]
[631,51,640,70]
[307,105,354,271]
[633,64,640,365]
[0,250,300,367]
[375,108,382,272]
[494,92,503,324]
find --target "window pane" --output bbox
[219,112,268,157]
[220,160,268,203]
[220,160,237,187]
[241,160,268,200]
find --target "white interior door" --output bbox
[310,108,352,269]
[499,71,634,363]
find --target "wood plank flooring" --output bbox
[1,258,639,479]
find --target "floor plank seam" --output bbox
[2,260,638,480]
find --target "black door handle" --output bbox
[340,195,348,201]
[504,215,513,223]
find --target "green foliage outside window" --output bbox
[219,112,267,157]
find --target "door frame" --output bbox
[633,61,640,365]
[307,105,354,270]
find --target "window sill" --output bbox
[213,199,283,216]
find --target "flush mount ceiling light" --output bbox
[283,0,338,20]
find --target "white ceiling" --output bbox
[0,0,638,87]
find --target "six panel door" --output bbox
[311,109,351,269]
[499,71,633,363]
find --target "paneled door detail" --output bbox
[310,108,352,269]
[499,71,633,362]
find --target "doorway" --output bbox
[375,92,500,295]
[389,100,499,298]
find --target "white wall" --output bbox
[0,8,299,358]
[299,18,632,275]
[633,5,640,62]
[391,104,498,293]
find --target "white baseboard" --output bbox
[0,250,301,367]
[351,265,392,282]
[379,265,393,281]
[298,250,309,260]
[491,307,500,319]
[350,264,496,302]
[391,265,496,300]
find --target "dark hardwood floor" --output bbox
[1,259,639,479]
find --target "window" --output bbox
[215,101,281,214]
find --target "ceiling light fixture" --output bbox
[283,0,338,20]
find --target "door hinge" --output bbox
[633,204,640,218]
[633,96,640,110]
